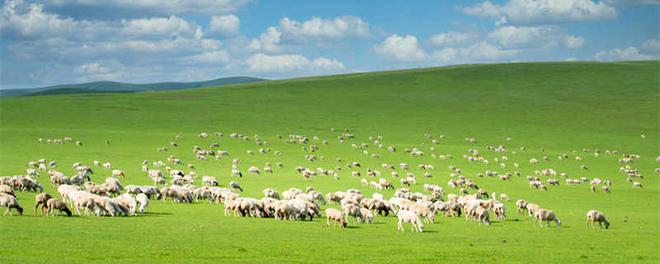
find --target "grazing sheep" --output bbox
[515,199,528,214]
[35,192,53,214]
[633,182,643,189]
[535,209,561,228]
[136,193,149,213]
[359,208,374,223]
[230,181,243,192]
[46,199,72,217]
[0,184,14,197]
[586,210,609,229]
[114,194,137,216]
[202,176,219,186]
[263,188,280,199]
[325,208,347,228]
[111,169,125,178]
[396,209,424,232]
[0,193,23,216]
[601,185,611,193]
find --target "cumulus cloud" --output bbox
[245,53,344,73]
[488,25,584,49]
[248,27,283,53]
[432,42,520,64]
[463,0,617,24]
[640,38,660,54]
[246,15,370,53]
[374,34,426,62]
[279,16,369,38]
[73,60,127,82]
[177,50,231,65]
[45,0,251,17]
[120,16,200,39]
[1,1,79,39]
[1,0,234,86]
[595,38,660,61]
[430,31,478,47]
[208,15,240,36]
[563,35,585,49]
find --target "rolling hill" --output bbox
[0,61,657,263]
[0,76,265,97]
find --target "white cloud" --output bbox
[177,50,231,64]
[246,15,370,54]
[120,16,198,39]
[1,0,236,86]
[245,53,344,73]
[463,0,617,24]
[488,25,584,49]
[563,35,585,49]
[73,60,126,82]
[248,27,283,52]
[47,0,251,16]
[603,0,660,6]
[430,31,478,47]
[640,38,660,54]
[1,0,78,39]
[595,39,660,61]
[279,16,369,38]
[374,34,426,62]
[432,42,520,64]
[208,15,240,36]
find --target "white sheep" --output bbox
[396,209,424,232]
[136,193,149,213]
[0,193,23,216]
[535,209,561,227]
[586,210,609,229]
[325,208,347,228]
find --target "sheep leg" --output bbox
[3,207,9,216]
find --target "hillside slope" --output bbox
[0,61,657,263]
[0,76,265,96]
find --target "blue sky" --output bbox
[1,0,658,88]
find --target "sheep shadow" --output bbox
[140,212,174,217]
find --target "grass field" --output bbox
[0,61,658,263]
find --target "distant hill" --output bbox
[0,76,266,97]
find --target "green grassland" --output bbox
[0,61,658,263]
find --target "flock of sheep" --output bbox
[2,129,651,233]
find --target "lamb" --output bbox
[325,208,347,228]
[586,210,609,229]
[396,209,424,232]
[535,209,561,227]
[633,182,643,189]
[136,193,149,213]
[0,193,23,216]
[45,198,72,217]
[515,199,528,214]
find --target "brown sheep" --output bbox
[46,199,72,217]
[35,193,53,214]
